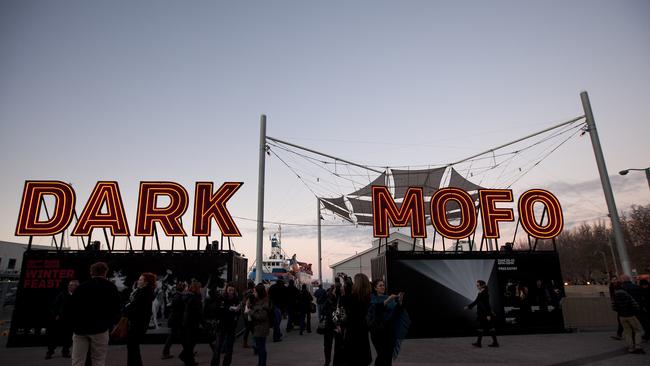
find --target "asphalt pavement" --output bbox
[1,314,647,365]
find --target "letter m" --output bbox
[371,186,426,238]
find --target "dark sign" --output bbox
[7,250,247,347]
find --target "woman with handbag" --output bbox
[123,272,156,366]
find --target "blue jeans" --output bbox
[253,337,267,366]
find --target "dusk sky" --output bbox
[1,1,649,280]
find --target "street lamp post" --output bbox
[619,167,650,192]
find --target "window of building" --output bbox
[8,258,17,270]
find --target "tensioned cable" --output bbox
[495,126,585,187]
[268,142,371,188]
[269,149,320,198]
[233,216,355,227]
[506,127,585,188]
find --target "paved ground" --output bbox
[1,314,648,365]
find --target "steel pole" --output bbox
[256,115,267,284]
[608,236,619,276]
[581,91,631,276]
[317,198,322,285]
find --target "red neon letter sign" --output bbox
[372,186,426,238]
[518,189,564,239]
[135,182,189,236]
[430,188,477,239]
[72,181,130,236]
[193,182,243,237]
[15,181,75,236]
[479,189,515,238]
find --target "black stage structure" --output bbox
[372,247,565,338]
[7,248,247,347]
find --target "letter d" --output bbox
[15,181,75,236]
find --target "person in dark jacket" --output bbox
[314,283,327,318]
[242,280,256,348]
[285,279,300,332]
[620,274,649,341]
[161,281,187,359]
[368,279,402,366]
[342,273,372,366]
[69,262,121,366]
[298,284,314,335]
[211,283,241,366]
[612,281,645,353]
[320,286,337,366]
[124,272,157,366]
[268,279,285,342]
[332,277,352,366]
[45,279,79,359]
[247,283,272,366]
[465,280,498,348]
[179,280,203,366]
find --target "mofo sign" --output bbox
[15,181,243,238]
[371,186,563,240]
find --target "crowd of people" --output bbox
[609,274,650,354]
[43,262,419,366]
[36,258,650,365]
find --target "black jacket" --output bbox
[217,295,241,332]
[342,295,372,366]
[298,289,313,313]
[182,292,203,330]
[468,289,493,319]
[68,277,121,335]
[268,283,286,310]
[286,284,299,310]
[613,289,640,317]
[124,287,155,335]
